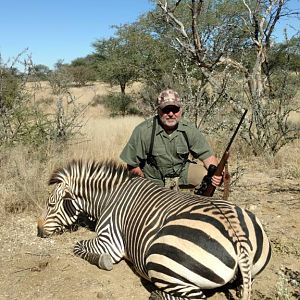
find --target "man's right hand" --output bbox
[127,165,144,177]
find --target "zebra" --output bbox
[37,159,271,300]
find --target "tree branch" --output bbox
[156,0,189,38]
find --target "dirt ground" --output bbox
[1,162,299,300]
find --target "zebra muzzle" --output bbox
[37,226,48,238]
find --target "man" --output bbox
[120,89,222,190]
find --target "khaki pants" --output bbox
[164,161,207,191]
[187,160,207,188]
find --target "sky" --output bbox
[0,0,298,70]
[0,0,154,69]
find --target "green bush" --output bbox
[48,65,73,95]
[102,93,137,116]
[0,55,84,147]
[68,65,97,86]
[0,68,20,110]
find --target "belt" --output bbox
[164,174,180,179]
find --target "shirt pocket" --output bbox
[176,145,189,161]
[151,146,166,166]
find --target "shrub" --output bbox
[48,65,73,95]
[68,65,97,87]
[0,53,85,147]
[102,93,137,117]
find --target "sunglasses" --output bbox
[161,106,181,114]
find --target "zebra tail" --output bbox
[238,248,252,300]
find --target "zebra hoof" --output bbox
[98,253,113,271]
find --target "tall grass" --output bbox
[0,115,143,217]
[67,115,143,161]
[1,81,299,218]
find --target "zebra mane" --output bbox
[48,159,131,185]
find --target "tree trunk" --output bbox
[120,82,126,94]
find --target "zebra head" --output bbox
[37,159,130,238]
[37,171,81,238]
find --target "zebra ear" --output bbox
[48,172,63,185]
[48,176,61,185]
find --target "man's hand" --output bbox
[203,155,223,187]
[127,165,144,177]
[212,174,223,187]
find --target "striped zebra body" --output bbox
[37,160,271,300]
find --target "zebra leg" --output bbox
[149,290,206,300]
[73,240,113,271]
[149,290,165,300]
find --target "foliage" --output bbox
[31,64,51,81]
[101,93,139,117]
[0,56,47,146]
[251,71,299,154]
[93,23,177,95]
[47,57,98,88]
[148,0,300,155]
[269,36,300,73]
[93,27,140,94]
[48,60,74,95]
[0,67,20,110]
[0,53,85,147]
[69,55,98,85]
[68,65,96,86]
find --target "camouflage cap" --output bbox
[156,89,182,109]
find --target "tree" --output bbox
[269,36,300,73]
[32,64,50,80]
[69,55,98,86]
[93,26,140,94]
[48,60,73,95]
[0,67,20,111]
[101,93,137,117]
[67,65,95,87]
[93,22,178,97]
[0,53,85,146]
[154,0,300,155]
[137,0,251,126]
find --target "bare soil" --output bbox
[1,163,299,300]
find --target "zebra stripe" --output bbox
[37,160,271,300]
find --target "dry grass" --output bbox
[71,116,144,161]
[0,81,144,217]
[0,114,143,217]
[27,80,143,117]
[1,80,300,217]
[0,146,49,215]
[0,81,299,299]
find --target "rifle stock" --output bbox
[200,151,229,197]
[195,109,248,197]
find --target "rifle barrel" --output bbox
[197,109,248,197]
[225,109,248,152]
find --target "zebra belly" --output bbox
[145,218,238,290]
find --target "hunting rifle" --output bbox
[195,109,248,197]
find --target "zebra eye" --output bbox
[47,196,56,208]
[48,201,55,208]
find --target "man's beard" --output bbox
[160,118,179,128]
